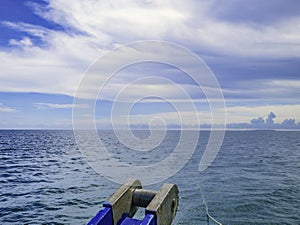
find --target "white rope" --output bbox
[198,185,223,225]
[205,206,222,225]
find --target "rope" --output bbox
[198,185,223,225]
[205,206,222,225]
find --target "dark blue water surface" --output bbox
[0,130,299,224]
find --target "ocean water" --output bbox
[0,130,299,225]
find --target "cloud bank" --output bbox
[1,0,300,128]
[227,112,300,130]
[1,0,300,99]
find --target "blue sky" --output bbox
[0,0,300,129]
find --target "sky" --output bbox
[0,0,300,129]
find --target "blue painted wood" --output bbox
[87,207,157,225]
[119,214,156,225]
[87,207,113,225]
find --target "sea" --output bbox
[0,130,299,225]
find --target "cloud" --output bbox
[250,117,264,125]
[222,79,300,101]
[0,0,300,98]
[281,118,296,127]
[0,29,99,95]
[228,111,300,129]
[2,21,49,39]
[92,108,300,130]
[34,0,300,58]
[224,104,300,124]
[0,0,300,130]
[266,112,276,125]
[33,102,88,110]
[9,37,33,47]
[90,110,208,130]
[210,0,300,25]
[0,103,18,112]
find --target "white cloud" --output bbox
[0,0,299,103]
[37,0,300,58]
[2,21,49,39]
[98,80,202,102]
[9,37,33,47]
[225,104,300,123]
[222,79,300,100]
[0,104,18,112]
[0,26,101,95]
[193,17,300,58]
[33,102,89,110]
